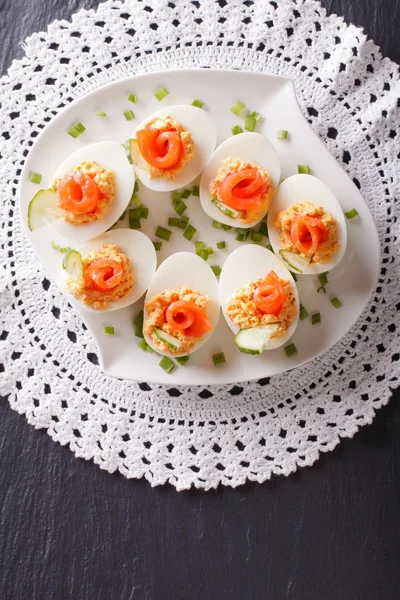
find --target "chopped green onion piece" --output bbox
[177,220,187,230]
[133,180,139,194]
[211,265,222,277]
[172,191,181,204]
[181,189,191,199]
[235,227,248,235]
[251,231,262,243]
[231,125,243,135]
[127,93,138,104]
[284,343,297,357]
[191,99,204,108]
[129,208,141,220]
[244,115,257,132]
[123,110,135,121]
[318,272,328,287]
[137,339,154,353]
[198,249,209,261]
[183,225,196,241]
[179,216,189,226]
[104,326,114,335]
[236,233,245,242]
[60,246,72,254]
[249,110,262,122]
[259,222,269,237]
[195,241,205,254]
[212,352,226,366]
[230,100,246,116]
[159,356,175,373]
[344,208,359,220]
[205,246,213,255]
[133,311,144,328]
[299,304,309,321]
[51,241,60,251]
[174,201,187,216]
[154,87,169,101]
[30,171,42,184]
[222,224,232,231]
[212,220,223,229]
[130,193,142,208]
[68,122,86,138]
[317,286,327,294]
[266,244,273,252]
[96,111,106,117]
[298,164,310,174]
[217,241,226,249]
[192,185,200,196]
[168,217,180,227]
[140,206,149,219]
[155,226,172,241]
[129,218,141,230]
[153,241,162,251]
[330,297,342,308]
[292,272,298,282]
[176,355,190,366]
[277,129,289,139]
[135,324,144,338]
[311,312,321,325]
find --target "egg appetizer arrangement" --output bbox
[26,90,358,375]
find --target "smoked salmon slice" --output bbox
[84,258,123,292]
[219,168,268,211]
[136,127,183,170]
[290,215,328,255]
[56,171,101,215]
[254,270,286,315]
[166,301,212,338]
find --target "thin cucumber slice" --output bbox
[28,189,58,231]
[154,328,182,351]
[234,323,280,355]
[211,198,243,219]
[63,250,84,284]
[279,250,312,273]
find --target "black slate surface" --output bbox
[1,2,399,599]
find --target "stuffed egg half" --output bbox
[143,252,220,357]
[219,244,299,353]
[267,174,347,275]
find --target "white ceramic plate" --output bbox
[19,69,380,385]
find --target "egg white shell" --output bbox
[267,174,347,274]
[143,252,220,357]
[132,105,217,192]
[219,244,299,350]
[63,229,157,313]
[199,132,281,228]
[51,142,135,243]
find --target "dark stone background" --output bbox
[1,1,399,599]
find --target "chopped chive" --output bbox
[140,206,149,219]
[195,241,205,254]
[244,115,257,132]
[212,352,226,366]
[236,233,245,242]
[217,241,226,249]
[168,217,180,227]
[104,326,114,335]
[155,226,172,241]
[298,164,310,174]
[222,224,232,231]
[230,100,246,116]
[292,272,298,282]
[123,110,135,121]
[67,122,86,138]
[249,110,262,122]
[154,87,169,101]
[96,111,106,117]
[284,343,297,357]
[129,208,141,220]
[299,304,309,321]
[266,244,273,251]
[183,225,196,241]
[330,297,342,308]
[259,221,269,237]
[235,227,248,235]
[172,191,181,204]
[133,180,139,194]
[311,312,321,325]
[191,98,204,109]
[231,125,243,135]
[212,220,223,229]
[317,286,327,294]
[130,193,142,208]
[174,200,187,216]
[129,218,141,230]
[192,185,200,196]
[211,265,222,277]
[181,189,191,199]
[134,311,144,328]
[344,208,359,220]
[176,355,190,366]
[205,246,213,255]
[137,339,154,353]
[277,129,289,139]
[153,241,162,251]
[179,215,189,226]
[30,171,42,184]
[250,231,262,243]
[135,324,144,338]
[51,241,60,251]
[60,246,72,254]
[177,220,187,230]
[198,249,209,261]
[318,272,328,287]
[159,356,175,373]
[127,93,138,104]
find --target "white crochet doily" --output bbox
[1,0,399,490]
